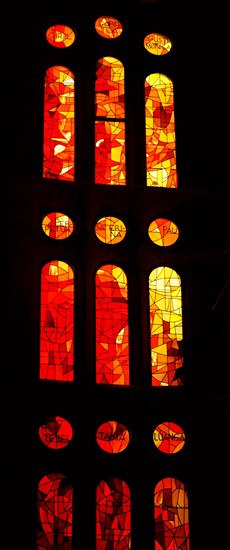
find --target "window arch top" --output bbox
[149,266,183,386]
[95,16,123,39]
[154,477,190,549]
[46,24,76,48]
[95,57,125,119]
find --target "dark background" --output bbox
[6,1,230,548]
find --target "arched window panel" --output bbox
[37,473,73,550]
[154,477,190,550]
[43,66,75,181]
[149,266,183,386]
[40,260,74,381]
[96,420,130,453]
[95,57,126,185]
[95,264,130,385]
[42,212,75,240]
[96,477,131,549]
[46,25,76,48]
[39,416,73,449]
[95,16,123,39]
[145,73,178,188]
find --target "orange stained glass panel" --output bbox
[43,66,75,181]
[46,24,76,48]
[96,420,130,453]
[96,478,131,549]
[95,16,123,39]
[144,32,172,56]
[95,216,126,244]
[153,421,186,454]
[149,266,183,386]
[154,477,190,550]
[148,218,179,246]
[95,57,126,185]
[37,473,73,550]
[40,261,74,381]
[95,265,130,385]
[39,416,73,449]
[145,73,177,187]
[42,212,74,240]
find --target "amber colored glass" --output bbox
[145,73,177,187]
[144,32,172,55]
[148,218,179,246]
[95,216,126,244]
[95,16,123,39]
[42,212,74,240]
[149,266,183,386]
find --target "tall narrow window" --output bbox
[149,266,183,386]
[95,57,126,185]
[43,66,75,181]
[96,477,131,549]
[37,473,73,550]
[154,477,190,550]
[40,260,74,381]
[145,73,177,187]
[95,264,130,385]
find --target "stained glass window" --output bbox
[153,421,186,454]
[95,16,123,39]
[145,73,177,187]
[95,264,130,385]
[39,416,73,449]
[154,477,190,550]
[37,473,73,550]
[40,260,74,381]
[46,25,76,48]
[95,216,126,244]
[43,66,75,181]
[96,477,131,549]
[149,266,183,386]
[96,420,130,453]
[144,33,172,56]
[95,57,126,185]
[42,212,75,240]
[148,218,179,246]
